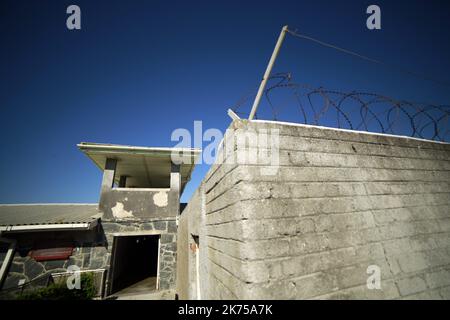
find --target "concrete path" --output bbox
[113,276,157,296]
[106,277,175,300]
[114,289,176,300]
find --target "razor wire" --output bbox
[231,73,450,142]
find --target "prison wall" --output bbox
[177,186,212,299]
[178,119,450,299]
[177,211,190,299]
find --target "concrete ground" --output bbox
[114,276,157,295]
[106,276,176,300]
[115,289,176,300]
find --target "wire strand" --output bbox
[286,29,450,89]
[229,73,450,142]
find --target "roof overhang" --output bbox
[0,219,99,233]
[77,142,201,191]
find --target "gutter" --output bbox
[0,219,98,233]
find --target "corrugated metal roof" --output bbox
[0,204,101,226]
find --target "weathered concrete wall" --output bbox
[176,212,189,299]
[177,187,208,299]
[99,161,181,221]
[100,189,177,220]
[179,119,450,299]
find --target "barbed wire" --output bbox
[231,73,450,142]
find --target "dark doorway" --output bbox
[109,234,159,294]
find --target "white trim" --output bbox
[195,244,201,300]
[107,237,119,296]
[52,268,107,275]
[0,220,97,233]
[112,187,170,192]
[156,236,161,290]
[0,238,16,289]
[251,119,450,145]
[112,231,163,237]
[77,143,201,156]
[0,203,97,207]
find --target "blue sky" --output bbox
[1,0,449,204]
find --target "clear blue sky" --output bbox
[1,0,449,204]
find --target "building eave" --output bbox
[0,219,99,233]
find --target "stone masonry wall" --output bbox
[3,230,100,290]
[4,246,89,290]
[102,218,177,291]
[3,218,177,293]
[181,119,450,299]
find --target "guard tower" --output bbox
[78,142,200,220]
[78,142,201,295]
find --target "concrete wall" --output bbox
[176,212,189,299]
[100,188,178,220]
[99,160,181,221]
[177,187,207,299]
[178,119,450,299]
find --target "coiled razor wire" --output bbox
[231,73,450,142]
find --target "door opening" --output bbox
[109,234,160,295]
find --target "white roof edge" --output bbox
[0,203,98,207]
[251,119,450,145]
[77,142,202,154]
[0,220,98,233]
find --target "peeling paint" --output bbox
[111,202,134,219]
[153,191,168,207]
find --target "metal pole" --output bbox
[248,25,289,120]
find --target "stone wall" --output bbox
[178,119,450,299]
[102,218,177,291]
[2,229,100,290]
[3,218,178,294]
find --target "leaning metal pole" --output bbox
[248,25,289,120]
